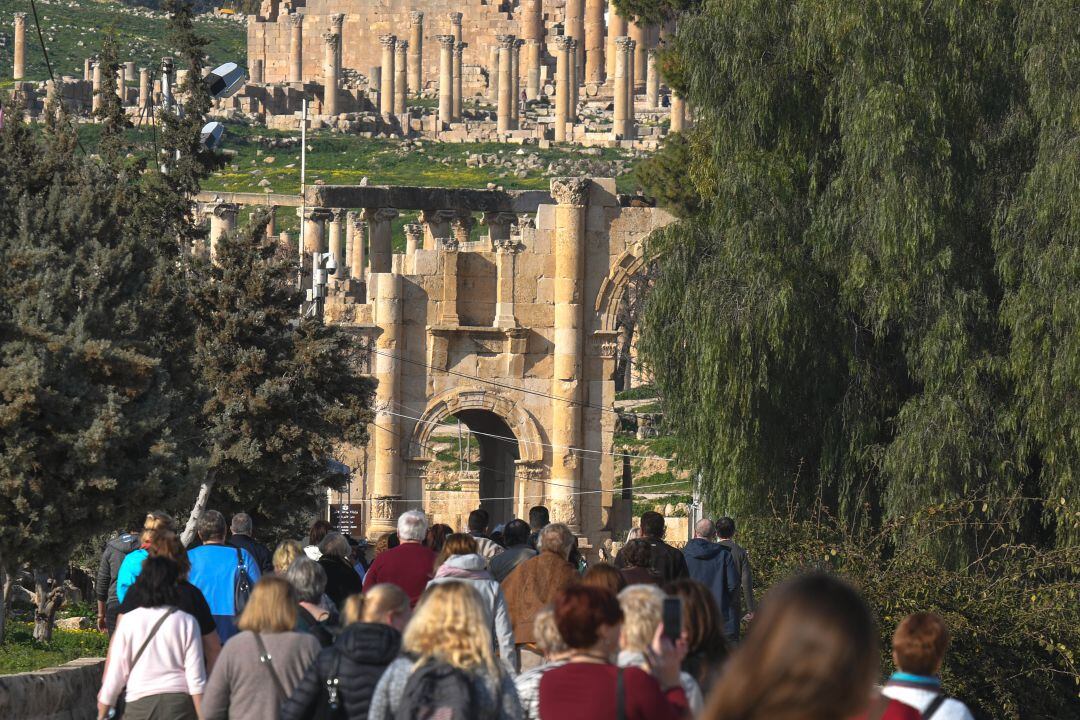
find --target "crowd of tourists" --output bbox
[94,505,975,720]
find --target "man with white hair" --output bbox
[360,510,435,607]
[227,512,273,574]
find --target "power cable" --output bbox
[27,0,86,154]
[368,347,656,418]
[385,404,677,463]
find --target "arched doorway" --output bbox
[454,410,519,526]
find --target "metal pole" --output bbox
[299,97,308,269]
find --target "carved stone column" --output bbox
[488,45,500,103]
[403,222,422,274]
[84,57,93,82]
[418,208,456,250]
[301,207,331,256]
[138,67,150,110]
[327,208,346,271]
[369,272,403,537]
[606,0,627,82]
[453,42,466,120]
[525,39,541,101]
[629,21,647,90]
[449,11,463,43]
[584,0,605,83]
[438,237,461,325]
[437,35,454,129]
[521,0,543,42]
[646,50,659,110]
[612,38,628,138]
[567,38,579,121]
[497,35,516,133]
[670,93,685,133]
[330,13,345,71]
[347,212,366,279]
[550,177,591,532]
[625,38,637,139]
[565,0,584,81]
[287,13,303,84]
[264,206,277,239]
[92,60,103,113]
[486,212,519,328]
[510,39,521,123]
[554,36,571,142]
[323,32,340,117]
[13,13,26,81]
[408,12,423,97]
[451,213,475,245]
[207,202,239,263]
[362,207,398,273]
[382,42,400,115]
[379,35,396,121]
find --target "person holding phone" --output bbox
[616,585,704,715]
[538,585,689,720]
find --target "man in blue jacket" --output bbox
[189,509,260,643]
[682,518,740,643]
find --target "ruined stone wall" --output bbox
[248,1,566,95]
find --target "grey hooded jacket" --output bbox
[96,533,140,605]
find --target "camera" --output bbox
[205,62,247,100]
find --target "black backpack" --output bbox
[394,660,483,720]
[233,546,253,615]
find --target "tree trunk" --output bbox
[32,567,67,642]
[0,563,12,644]
[181,477,216,546]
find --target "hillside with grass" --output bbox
[0,0,244,82]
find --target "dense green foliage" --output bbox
[743,503,1080,719]
[0,621,110,673]
[639,0,1079,554]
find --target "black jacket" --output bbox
[281,622,402,720]
[228,533,273,575]
[96,533,139,605]
[319,555,364,608]
[718,539,755,612]
[614,536,690,584]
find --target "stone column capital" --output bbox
[14,11,27,22]
[301,206,333,222]
[410,10,424,24]
[555,35,573,52]
[448,11,463,24]
[360,207,400,223]
[482,211,519,228]
[327,208,347,222]
[551,177,591,206]
[209,201,240,219]
[322,31,340,49]
[379,34,397,49]
[418,208,458,225]
[615,35,633,50]
[436,34,456,49]
[286,12,303,27]
[329,13,345,30]
[438,237,461,252]
[497,34,517,49]
[453,42,467,56]
[403,223,423,241]
[492,236,520,253]
[567,38,578,51]
[397,40,409,52]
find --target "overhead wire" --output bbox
[27,0,87,154]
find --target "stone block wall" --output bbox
[0,657,104,720]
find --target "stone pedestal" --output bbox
[13,13,26,81]
[208,202,239,263]
[549,177,590,532]
[370,272,403,537]
[323,32,340,117]
[554,36,571,142]
[379,35,396,122]
[288,14,303,84]
[606,0,627,82]
[584,0,606,83]
[409,12,424,97]
[645,50,659,110]
[497,35,516,133]
[437,35,454,130]
[394,41,408,115]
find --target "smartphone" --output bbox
[662,597,682,643]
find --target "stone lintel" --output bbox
[306,186,553,214]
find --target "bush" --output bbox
[739,501,1080,719]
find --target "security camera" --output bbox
[325,254,338,275]
[205,62,247,100]
[200,121,225,150]
[161,57,174,75]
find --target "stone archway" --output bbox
[406,387,545,526]
[594,241,659,389]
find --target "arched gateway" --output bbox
[249,177,675,556]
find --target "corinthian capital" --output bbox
[550,177,591,206]
[286,12,303,27]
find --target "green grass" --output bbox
[0,0,245,81]
[616,384,658,401]
[203,123,642,195]
[0,622,109,674]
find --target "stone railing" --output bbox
[0,657,104,720]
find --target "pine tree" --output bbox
[180,212,374,543]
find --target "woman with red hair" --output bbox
[537,585,689,720]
